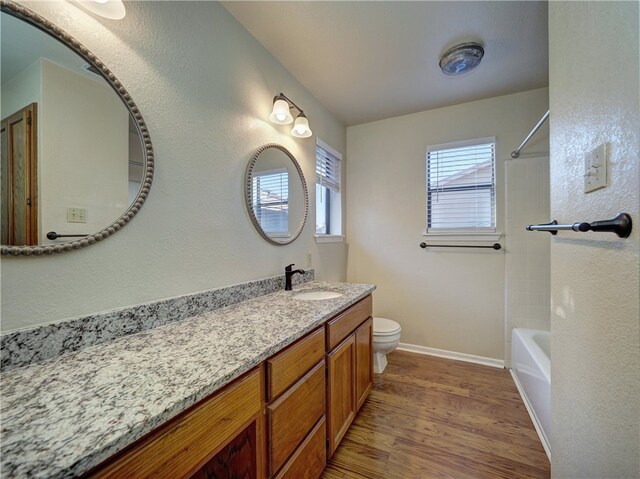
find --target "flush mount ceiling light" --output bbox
[439,42,484,76]
[269,93,313,138]
[73,0,126,20]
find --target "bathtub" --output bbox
[511,328,551,459]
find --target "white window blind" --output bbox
[316,145,340,193]
[252,168,289,235]
[427,139,496,232]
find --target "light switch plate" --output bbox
[584,143,607,193]
[67,207,87,223]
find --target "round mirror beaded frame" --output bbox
[0,0,154,256]
[245,144,308,246]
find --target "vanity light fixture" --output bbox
[269,93,313,138]
[73,0,126,20]
[291,113,312,138]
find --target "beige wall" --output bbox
[549,2,639,477]
[346,88,549,360]
[40,59,129,244]
[1,1,346,331]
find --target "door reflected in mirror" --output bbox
[1,11,144,247]
[246,144,308,245]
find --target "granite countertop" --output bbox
[0,281,375,478]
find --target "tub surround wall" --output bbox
[0,1,347,332]
[346,88,549,361]
[1,281,375,478]
[0,270,313,372]
[504,155,550,366]
[549,2,639,477]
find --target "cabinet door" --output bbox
[190,419,261,479]
[327,334,356,458]
[89,368,263,478]
[355,318,373,411]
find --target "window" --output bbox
[426,138,496,233]
[252,168,289,237]
[316,140,342,237]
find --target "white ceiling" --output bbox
[222,1,549,126]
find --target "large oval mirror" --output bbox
[0,2,153,255]
[245,144,308,245]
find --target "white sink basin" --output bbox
[292,290,343,301]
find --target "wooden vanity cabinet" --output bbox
[265,327,326,479]
[85,295,373,479]
[326,296,373,457]
[86,367,265,479]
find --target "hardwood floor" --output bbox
[322,350,550,479]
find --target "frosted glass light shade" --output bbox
[74,0,126,19]
[269,99,294,125]
[291,114,312,138]
[439,42,484,76]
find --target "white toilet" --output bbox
[372,317,401,373]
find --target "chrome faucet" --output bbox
[284,264,305,291]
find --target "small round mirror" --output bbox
[245,144,308,245]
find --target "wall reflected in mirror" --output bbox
[1,11,144,247]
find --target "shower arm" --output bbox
[511,110,550,159]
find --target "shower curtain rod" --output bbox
[511,110,550,159]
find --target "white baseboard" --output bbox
[510,369,552,461]
[397,343,504,369]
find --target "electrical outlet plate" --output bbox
[584,143,607,193]
[67,207,87,223]
[306,253,312,268]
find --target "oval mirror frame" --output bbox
[245,144,308,246]
[0,0,154,256]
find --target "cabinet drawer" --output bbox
[267,360,325,477]
[89,368,262,478]
[267,327,324,401]
[326,295,372,351]
[274,417,326,479]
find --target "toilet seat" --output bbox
[373,317,401,336]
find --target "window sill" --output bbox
[315,235,345,244]
[268,234,291,239]
[421,231,503,243]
